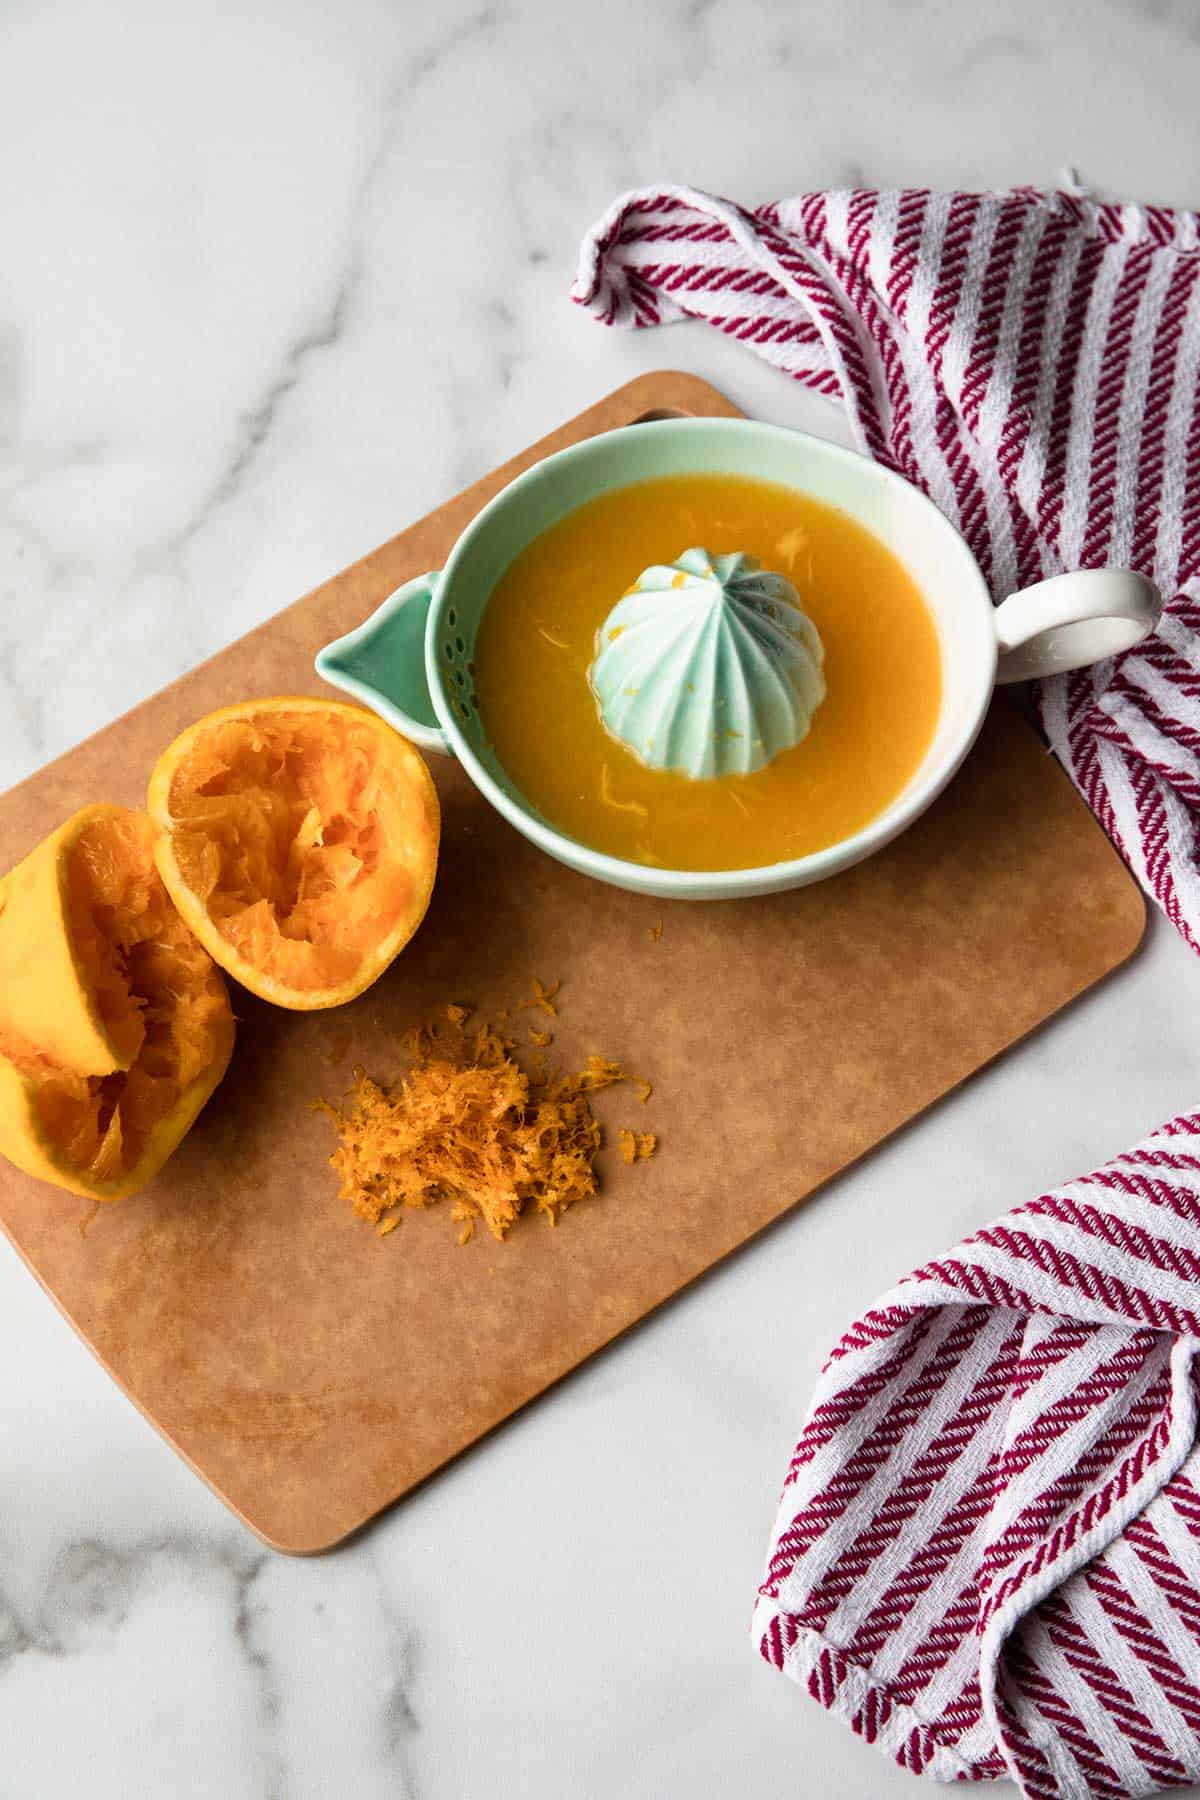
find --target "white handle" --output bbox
[993,569,1162,684]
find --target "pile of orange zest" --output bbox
[529,1026,553,1047]
[618,1129,657,1166]
[320,1007,655,1245]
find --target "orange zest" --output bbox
[518,976,561,1018]
[320,1002,655,1244]
[618,1129,657,1166]
[580,1054,651,1103]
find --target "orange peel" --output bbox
[0,805,234,1200]
[147,697,440,1010]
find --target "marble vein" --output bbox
[160,3,508,568]
[163,259,365,560]
[0,1533,424,1798]
[5,2,1200,1797]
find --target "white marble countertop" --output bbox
[4,3,1200,1795]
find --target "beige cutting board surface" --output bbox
[0,372,1145,1552]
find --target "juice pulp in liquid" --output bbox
[473,475,942,871]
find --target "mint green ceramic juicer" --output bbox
[588,547,826,780]
[314,416,1159,902]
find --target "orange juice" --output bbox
[474,474,941,871]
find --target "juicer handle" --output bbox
[992,570,1162,684]
[314,571,453,756]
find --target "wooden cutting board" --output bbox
[0,372,1145,1553]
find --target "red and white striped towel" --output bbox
[754,1120,1200,1797]
[574,184,1200,955]
[575,188,1200,1796]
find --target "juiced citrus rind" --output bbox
[147,697,441,1011]
[0,804,141,1076]
[0,804,236,1201]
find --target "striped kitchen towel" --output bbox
[575,188,1200,1796]
[752,1117,1200,1797]
[574,185,1200,956]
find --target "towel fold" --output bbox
[576,187,1200,1796]
[754,1118,1200,1797]
[574,183,1200,958]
